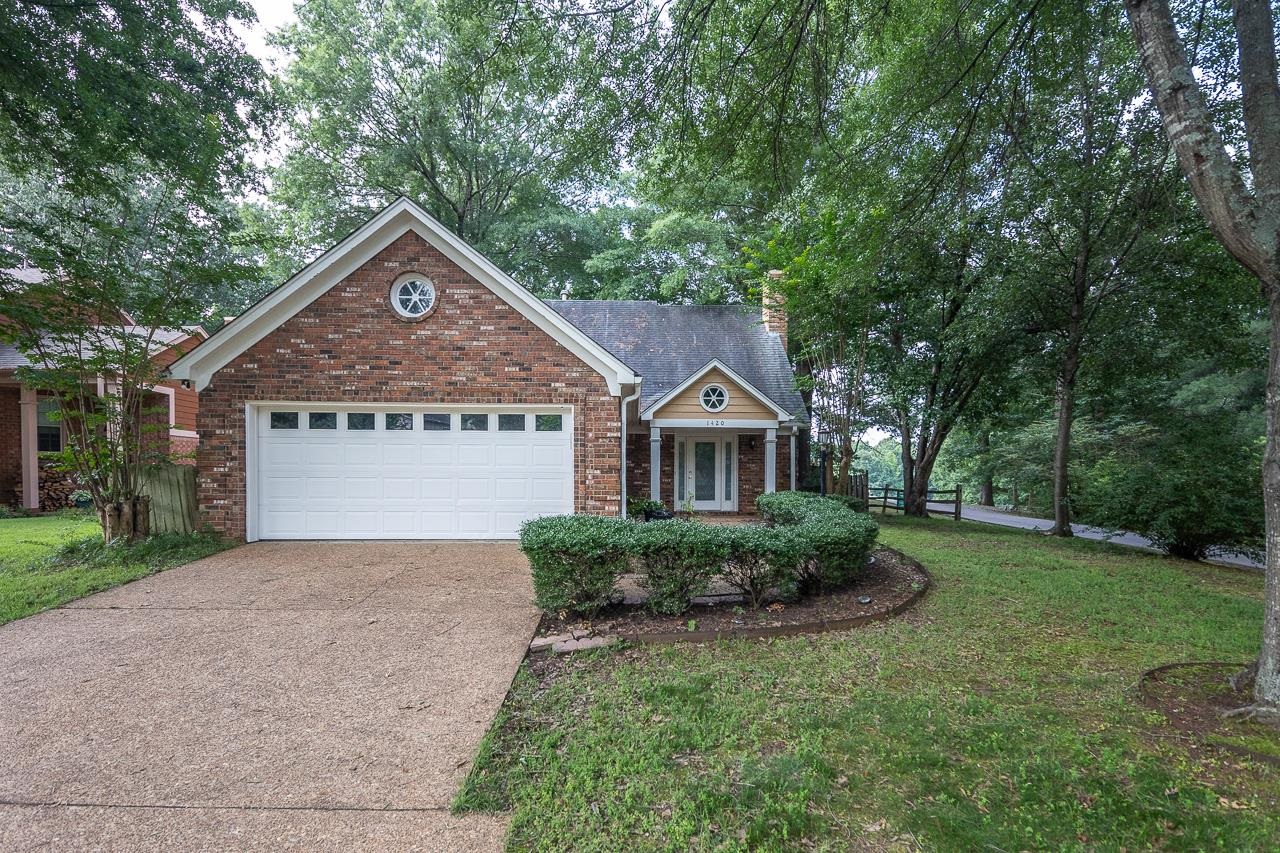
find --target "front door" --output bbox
[676,435,735,511]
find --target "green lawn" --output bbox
[457,516,1279,851]
[0,513,233,625]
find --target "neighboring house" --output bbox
[0,286,205,509]
[167,197,807,541]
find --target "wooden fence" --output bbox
[869,484,963,521]
[140,463,198,535]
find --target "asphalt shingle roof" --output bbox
[546,300,806,420]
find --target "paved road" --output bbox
[0,541,540,851]
[920,502,1264,571]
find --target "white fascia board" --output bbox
[169,198,635,394]
[640,358,794,421]
[649,417,782,429]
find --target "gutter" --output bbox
[619,379,643,517]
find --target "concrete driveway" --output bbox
[0,541,540,851]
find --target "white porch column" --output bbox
[789,430,797,490]
[764,428,777,493]
[649,427,662,502]
[19,386,39,511]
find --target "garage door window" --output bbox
[536,414,563,431]
[423,413,451,431]
[461,413,488,431]
[270,411,299,430]
[309,412,337,430]
[498,414,526,431]
[385,413,414,430]
[347,413,375,430]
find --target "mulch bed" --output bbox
[534,546,929,648]
[1138,661,1280,767]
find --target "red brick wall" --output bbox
[196,230,621,538]
[0,387,21,505]
[626,429,793,512]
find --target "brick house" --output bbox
[168,198,808,540]
[0,323,204,511]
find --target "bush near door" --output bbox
[520,492,879,616]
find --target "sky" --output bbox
[237,0,297,68]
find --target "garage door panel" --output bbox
[457,445,493,467]
[382,444,420,466]
[420,444,454,466]
[494,445,528,467]
[264,442,305,465]
[344,443,380,465]
[344,477,381,500]
[530,444,566,468]
[457,478,492,500]
[255,406,573,539]
[383,477,418,499]
[494,478,528,500]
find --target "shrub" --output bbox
[631,519,727,615]
[789,511,879,592]
[626,496,666,520]
[826,494,868,513]
[520,515,633,615]
[720,524,801,609]
[756,491,879,593]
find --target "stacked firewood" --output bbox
[13,461,83,511]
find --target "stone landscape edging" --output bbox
[530,547,932,653]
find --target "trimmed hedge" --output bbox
[632,520,727,614]
[520,514,632,615]
[520,492,879,616]
[720,523,800,609]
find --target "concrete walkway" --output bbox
[0,541,541,851]
[921,502,1263,571]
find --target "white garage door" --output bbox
[252,405,573,539]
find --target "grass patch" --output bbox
[0,514,233,625]
[458,516,1279,851]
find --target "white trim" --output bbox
[168,197,636,394]
[649,426,661,502]
[672,431,737,511]
[150,383,176,429]
[640,358,793,421]
[699,382,729,413]
[619,380,642,517]
[170,429,199,439]
[789,429,797,490]
[650,417,780,429]
[245,402,258,542]
[389,273,437,319]
[764,428,777,493]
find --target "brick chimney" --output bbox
[763,269,787,347]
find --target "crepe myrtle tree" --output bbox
[1124,0,1280,717]
[0,176,254,542]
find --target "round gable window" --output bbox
[700,383,729,412]
[390,276,437,319]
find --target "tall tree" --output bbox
[1124,0,1280,714]
[267,0,639,287]
[0,0,267,196]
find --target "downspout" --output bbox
[619,379,643,517]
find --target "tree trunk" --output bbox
[99,496,151,544]
[979,431,995,506]
[1259,289,1280,707]
[1125,0,1280,710]
[1051,348,1080,537]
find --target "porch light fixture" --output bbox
[700,383,729,412]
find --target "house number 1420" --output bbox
[705,419,726,427]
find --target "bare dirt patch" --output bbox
[1139,661,1280,768]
